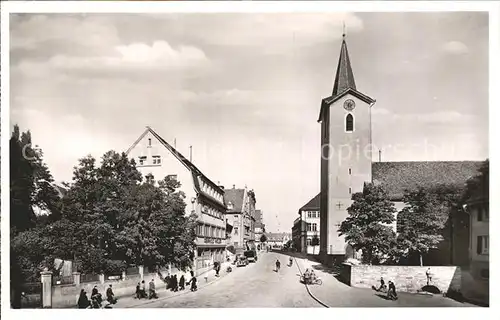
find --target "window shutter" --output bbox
[477,236,482,254]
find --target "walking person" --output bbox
[275,259,281,272]
[173,275,179,292]
[106,284,117,304]
[140,280,147,298]
[387,281,398,300]
[77,289,90,309]
[179,275,186,291]
[149,279,158,299]
[135,282,141,299]
[188,271,198,292]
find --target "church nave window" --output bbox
[346,113,354,132]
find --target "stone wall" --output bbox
[343,264,461,294]
[52,272,161,308]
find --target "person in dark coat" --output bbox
[173,275,179,292]
[165,275,171,290]
[135,282,141,299]
[91,286,102,305]
[179,275,186,290]
[149,279,158,299]
[140,280,147,298]
[187,271,197,292]
[77,289,90,309]
[387,281,398,300]
[106,284,117,304]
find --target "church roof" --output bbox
[299,193,321,212]
[318,37,375,122]
[332,39,356,96]
[223,188,246,213]
[372,161,483,201]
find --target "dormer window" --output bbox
[152,155,161,165]
[138,156,147,166]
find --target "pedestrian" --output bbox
[275,259,281,271]
[173,275,179,292]
[135,282,141,299]
[179,275,186,290]
[387,281,398,300]
[149,279,158,299]
[188,271,198,292]
[140,280,147,298]
[77,289,90,309]
[426,268,432,285]
[165,274,171,290]
[106,284,117,304]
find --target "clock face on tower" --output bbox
[344,99,356,111]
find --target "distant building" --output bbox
[266,232,291,249]
[127,127,226,276]
[293,193,320,254]
[224,186,257,253]
[254,209,266,245]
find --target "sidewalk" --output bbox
[293,256,472,307]
[115,261,242,308]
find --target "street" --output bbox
[128,252,321,308]
[115,252,471,308]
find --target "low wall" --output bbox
[52,273,162,308]
[341,264,461,294]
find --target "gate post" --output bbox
[40,268,52,308]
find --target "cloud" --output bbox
[10,14,121,50]
[441,41,469,55]
[15,40,209,79]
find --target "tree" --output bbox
[463,160,489,202]
[311,234,320,255]
[259,234,268,243]
[397,187,451,266]
[338,183,397,264]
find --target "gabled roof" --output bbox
[223,188,245,213]
[126,127,224,205]
[372,161,483,201]
[299,193,320,212]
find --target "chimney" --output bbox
[378,149,382,162]
[232,184,235,189]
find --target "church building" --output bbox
[318,34,483,266]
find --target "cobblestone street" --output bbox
[114,252,474,308]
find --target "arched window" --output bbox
[346,114,354,132]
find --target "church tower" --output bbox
[318,33,376,263]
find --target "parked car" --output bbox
[244,250,258,263]
[236,256,249,267]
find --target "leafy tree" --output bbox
[397,187,451,266]
[338,183,397,264]
[259,234,268,243]
[463,160,489,202]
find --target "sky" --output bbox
[10,12,489,233]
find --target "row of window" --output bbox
[306,238,320,246]
[196,224,226,239]
[202,205,224,220]
[307,223,318,232]
[304,211,319,218]
[138,155,162,166]
[200,180,223,203]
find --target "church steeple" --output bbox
[331,35,356,96]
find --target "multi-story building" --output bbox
[254,209,266,248]
[297,194,320,254]
[126,127,227,276]
[292,217,306,252]
[224,186,257,253]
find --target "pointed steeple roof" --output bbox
[332,37,356,96]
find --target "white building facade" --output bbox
[127,127,227,276]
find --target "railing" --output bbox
[53,275,73,285]
[81,273,100,283]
